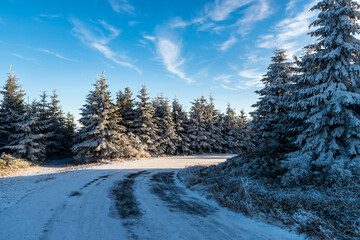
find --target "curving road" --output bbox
[0,155,303,240]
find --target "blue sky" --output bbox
[0,0,318,119]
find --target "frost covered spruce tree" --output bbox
[116,87,136,133]
[47,90,66,157]
[223,104,240,153]
[64,112,76,149]
[5,103,47,162]
[153,94,179,155]
[251,49,293,151]
[172,97,192,155]
[188,96,211,153]
[0,68,26,152]
[132,84,159,156]
[115,86,148,159]
[283,0,360,185]
[37,90,69,158]
[73,72,128,162]
[205,96,225,153]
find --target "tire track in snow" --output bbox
[108,170,148,240]
[150,171,217,216]
[109,171,147,220]
[40,173,114,240]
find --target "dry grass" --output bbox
[179,157,360,240]
[0,153,33,174]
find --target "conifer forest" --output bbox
[1,1,360,239]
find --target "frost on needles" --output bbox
[282,0,360,185]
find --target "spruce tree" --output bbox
[283,0,360,185]
[46,90,68,158]
[0,68,26,153]
[72,72,126,162]
[223,104,240,153]
[251,49,293,150]
[205,96,225,153]
[172,97,192,155]
[188,96,211,153]
[116,87,136,133]
[153,93,179,155]
[64,112,76,155]
[6,103,47,162]
[132,84,159,156]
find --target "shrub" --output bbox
[0,152,32,170]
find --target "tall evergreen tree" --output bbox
[188,96,211,153]
[132,84,159,156]
[238,109,248,128]
[5,103,47,162]
[223,104,240,153]
[64,112,76,156]
[172,97,192,155]
[0,68,26,153]
[205,95,225,153]
[46,90,68,158]
[251,49,293,150]
[116,87,136,133]
[284,0,360,185]
[153,93,179,155]
[72,72,126,162]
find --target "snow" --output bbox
[0,155,303,240]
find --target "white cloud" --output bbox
[202,0,252,22]
[192,0,273,35]
[235,0,272,35]
[39,14,61,18]
[214,74,233,83]
[257,0,318,55]
[108,0,134,14]
[286,0,298,13]
[220,84,237,91]
[37,48,74,61]
[143,35,156,42]
[236,68,264,89]
[128,20,139,26]
[155,38,192,83]
[12,53,37,62]
[219,35,237,52]
[168,17,190,29]
[70,18,140,73]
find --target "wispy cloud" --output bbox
[220,84,237,91]
[236,68,264,89]
[70,18,140,73]
[108,0,134,14]
[168,17,190,29]
[156,38,192,83]
[218,35,237,52]
[234,0,272,36]
[38,14,61,19]
[145,35,192,83]
[256,0,318,55]
[286,0,298,12]
[12,53,37,62]
[37,48,74,61]
[128,20,139,26]
[193,0,273,51]
[214,74,233,84]
[200,0,252,22]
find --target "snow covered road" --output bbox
[0,155,303,240]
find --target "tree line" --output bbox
[249,0,360,187]
[0,70,252,163]
[0,70,76,162]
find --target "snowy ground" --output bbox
[0,155,303,240]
